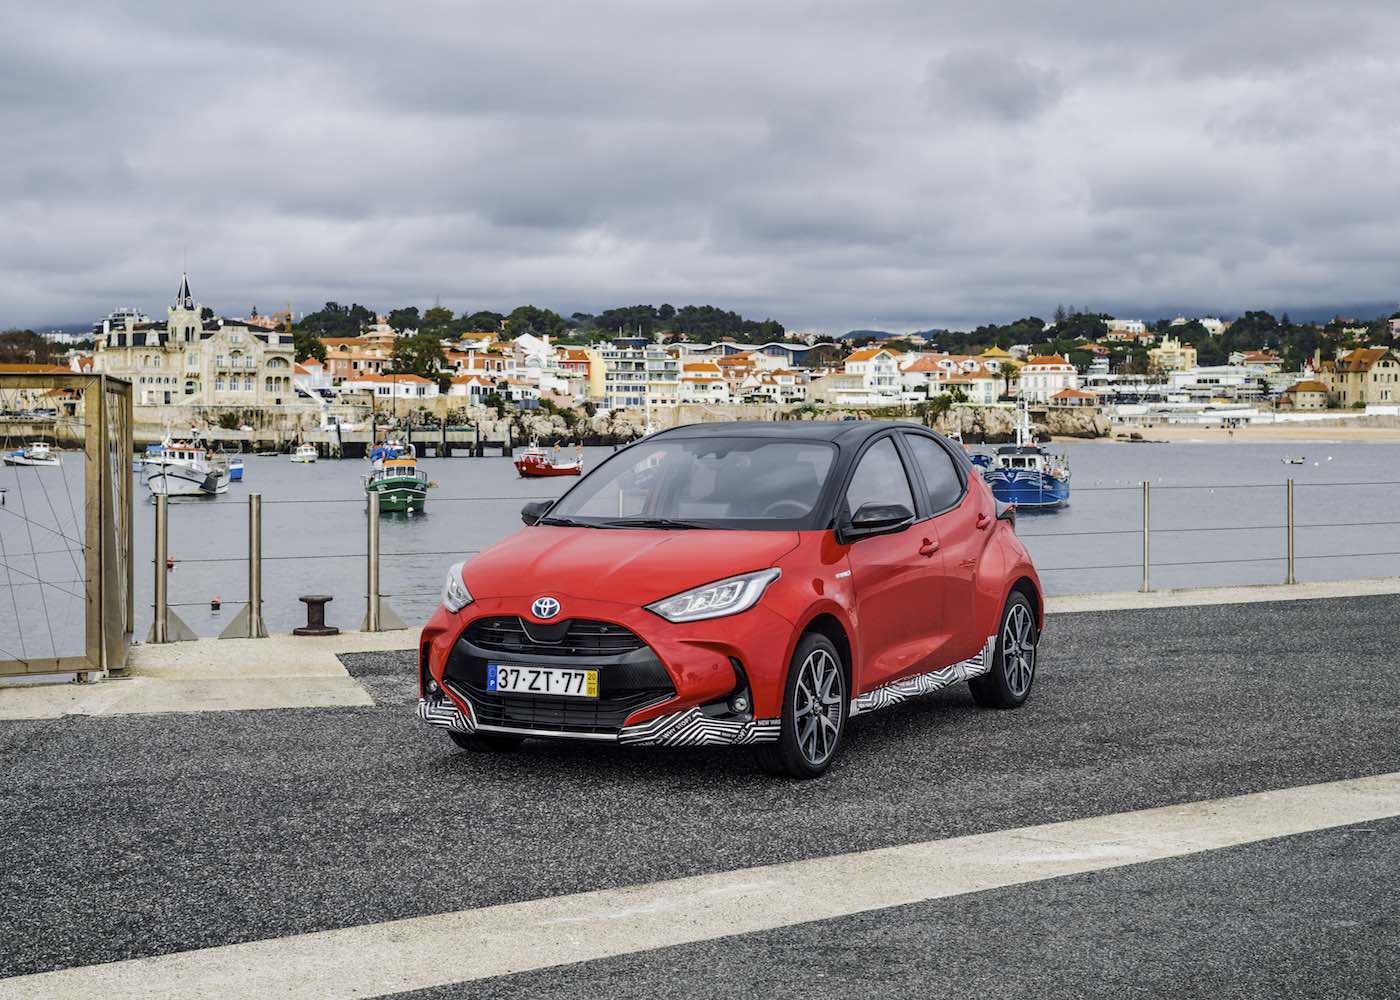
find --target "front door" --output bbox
[841,436,947,693]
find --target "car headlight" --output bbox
[646,568,781,623]
[442,562,473,613]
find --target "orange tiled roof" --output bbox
[1024,354,1071,367]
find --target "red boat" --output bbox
[514,444,583,478]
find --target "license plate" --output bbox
[487,663,598,699]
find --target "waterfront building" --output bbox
[843,347,900,397]
[678,362,731,403]
[340,373,439,400]
[92,273,296,407]
[1279,380,1329,410]
[1050,387,1098,407]
[1315,347,1400,406]
[323,342,391,382]
[447,374,496,402]
[1017,355,1080,403]
[1148,336,1198,374]
[1228,350,1284,372]
[899,354,1000,404]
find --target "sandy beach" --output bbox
[1080,420,1400,444]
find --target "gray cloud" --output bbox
[922,48,1063,123]
[1,0,1399,332]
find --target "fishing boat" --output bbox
[142,440,230,497]
[363,441,431,513]
[1282,456,1306,465]
[290,443,318,463]
[514,443,583,478]
[2,442,61,467]
[969,402,1070,509]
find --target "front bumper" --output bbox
[417,596,794,747]
[417,679,780,746]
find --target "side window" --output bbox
[844,438,915,516]
[905,435,965,513]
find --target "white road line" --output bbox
[5,772,1399,1000]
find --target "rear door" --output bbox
[841,435,948,692]
[902,432,991,663]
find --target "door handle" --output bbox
[975,513,991,530]
[918,537,939,557]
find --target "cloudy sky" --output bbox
[3,1,1398,332]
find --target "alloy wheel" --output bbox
[1002,602,1036,697]
[793,648,843,766]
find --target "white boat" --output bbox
[2,442,61,467]
[142,441,229,496]
[290,443,318,463]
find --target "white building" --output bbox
[1017,355,1080,403]
[341,373,439,400]
[92,274,296,408]
[1107,318,1146,335]
[843,347,900,397]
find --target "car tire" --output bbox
[448,731,525,753]
[969,591,1038,709]
[753,632,848,779]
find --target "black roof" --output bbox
[652,420,929,444]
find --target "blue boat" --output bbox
[971,403,1070,509]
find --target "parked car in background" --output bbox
[418,421,1043,777]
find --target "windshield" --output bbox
[545,437,837,529]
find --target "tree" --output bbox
[296,301,374,340]
[0,329,57,364]
[293,327,326,363]
[387,306,421,333]
[507,305,567,338]
[418,306,456,338]
[462,310,504,333]
[391,331,446,378]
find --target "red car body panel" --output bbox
[418,422,1044,750]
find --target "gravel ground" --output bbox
[0,595,1397,988]
[386,817,1400,1000]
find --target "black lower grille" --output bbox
[465,616,644,657]
[460,685,668,734]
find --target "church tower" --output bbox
[168,272,201,343]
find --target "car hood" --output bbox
[463,526,802,605]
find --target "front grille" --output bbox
[448,617,672,736]
[465,616,645,658]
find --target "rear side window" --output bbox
[844,437,915,515]
[905,435,964,513]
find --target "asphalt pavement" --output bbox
[1,593,1398,996]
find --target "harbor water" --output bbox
[2,440,1399,651]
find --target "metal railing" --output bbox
[141,477,1400,642]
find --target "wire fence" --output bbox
[119,475,1400,642]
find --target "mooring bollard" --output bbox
[294,595,339,636]
[1139,480,1152,593]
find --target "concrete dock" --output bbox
[1,580,1397,998]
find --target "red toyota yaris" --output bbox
[418,421,1043,777]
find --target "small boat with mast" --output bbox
[141,438,230,497]
[969,401,1070,509]
[514,442,583,478]
[2,442,61,467]
[363,438,432,513]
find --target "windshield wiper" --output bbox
[604,517,714,530]
[538,516,595,528]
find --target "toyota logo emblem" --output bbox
[531,596,561,620]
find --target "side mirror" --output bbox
[521,500,553,526]
[995,500,1016,526]
[839,501,914,543]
